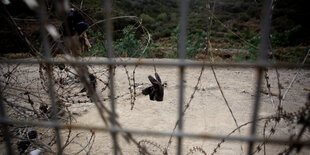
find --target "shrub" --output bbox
[271,25,302,46]
[140,13,155,24]
[239,12,250,22]
[171,26,207,59]
[85,29,106,57]
[114,26,142,57]
[157,13,168,21]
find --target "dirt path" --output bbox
[61,59,310,154]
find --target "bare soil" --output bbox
[59,58,310,154]
[1,58,310,154]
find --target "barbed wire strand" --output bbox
[206,0,244,154]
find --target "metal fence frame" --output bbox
[1,0,310,155]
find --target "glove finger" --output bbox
[155,73,162,84]
[148,75,160,86]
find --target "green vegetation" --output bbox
[84,29,106,57]
[114,26,143,57]
[1,0,309,63]
[157,13,168,21]
[85,25,208,59]
[171,26,207,59]
[139,14,155,25]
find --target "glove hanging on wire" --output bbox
[142,73,164,101]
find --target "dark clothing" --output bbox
[63,10,89,36]
[142,73,164,102]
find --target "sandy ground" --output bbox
[57,58,310,154]
[1,58,310,154]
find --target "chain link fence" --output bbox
[1,0,310,154]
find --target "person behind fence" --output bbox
[62,8,91,55]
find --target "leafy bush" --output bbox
[157,13,168,21]
[144,40,165,58]
[187,32,207,58]
[232,48,257,62]
[114,26,142,57]
[153,28,171,39]
[85,29,106,57]
[232,34,259,62]
[248,35,260,45]
[140,14,155,24]
[86,26,160,58]
[271,25,302,46]
[171,26,207,59]
[274,46,310,63]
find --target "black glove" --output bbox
[142,73,164,101]
[80,73,96,93]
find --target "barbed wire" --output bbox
[186,146,207,155]
[1,0,310,154]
